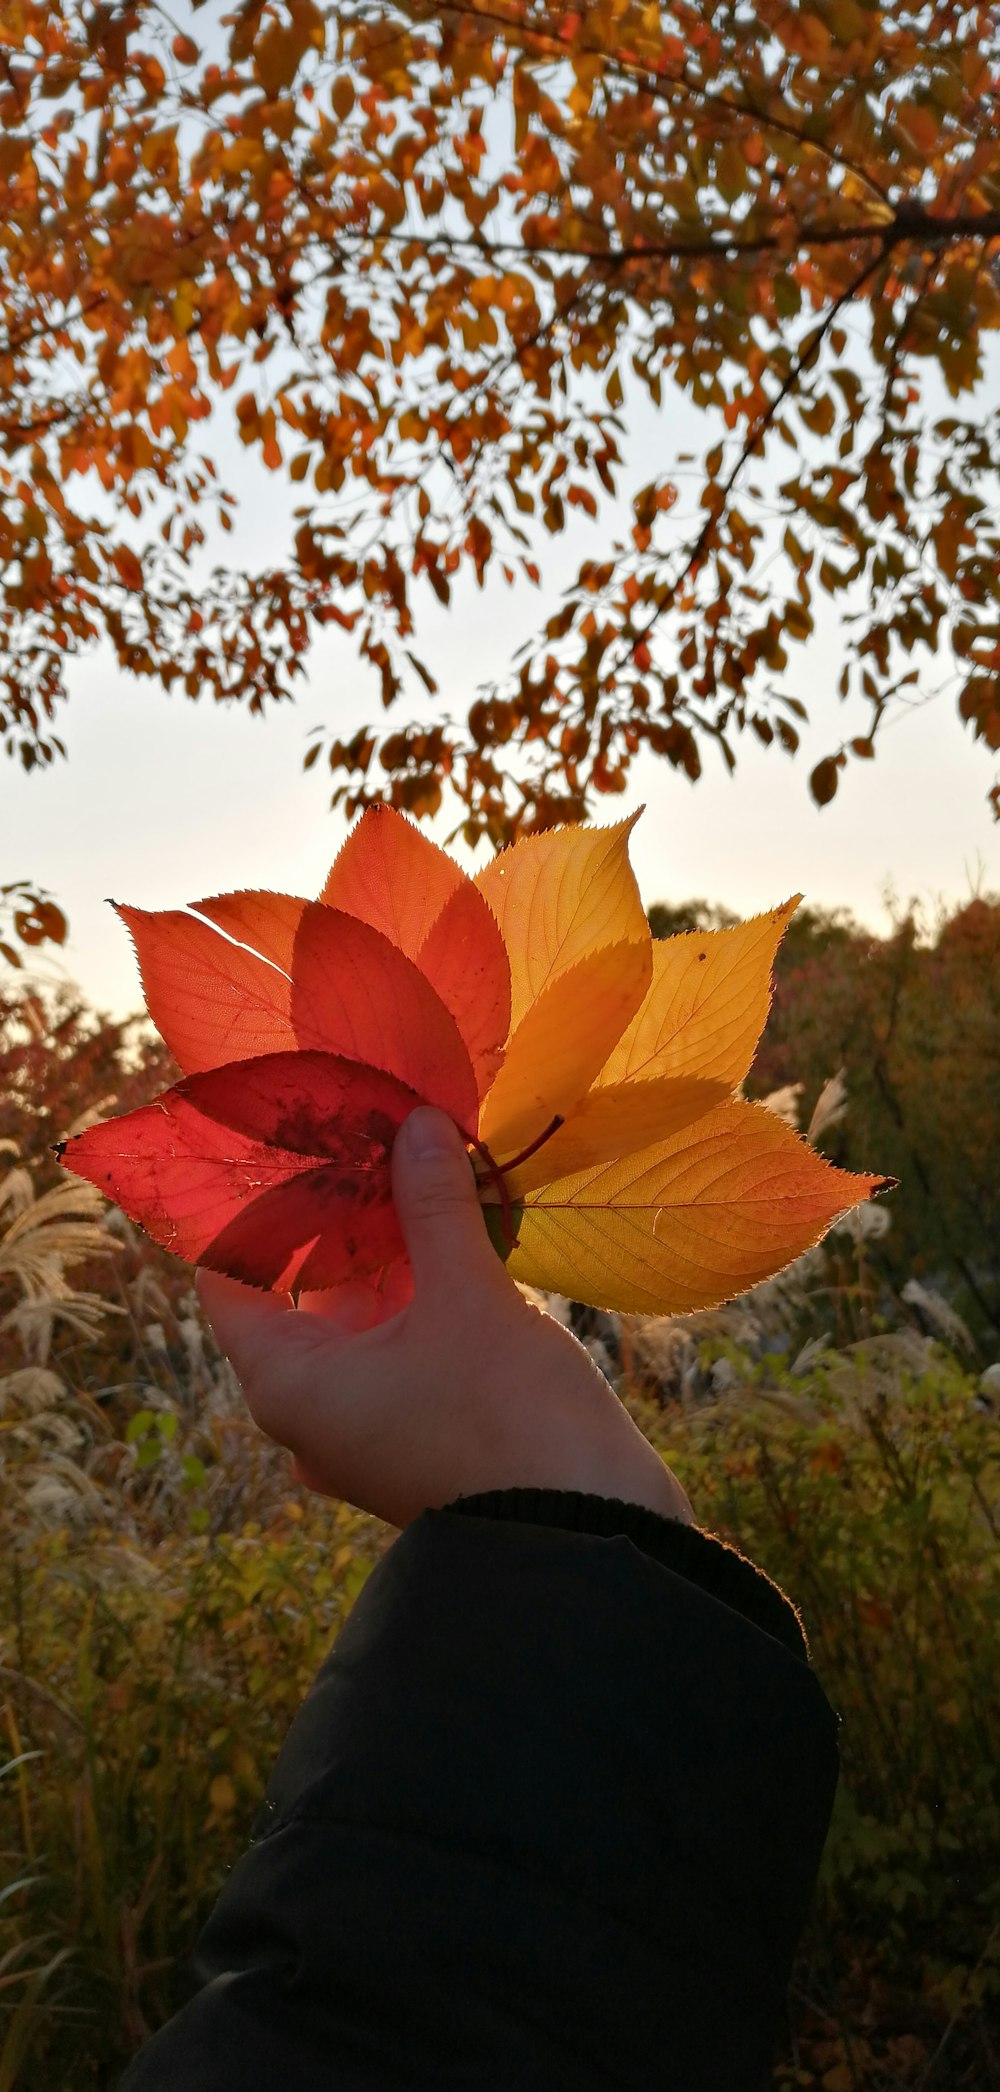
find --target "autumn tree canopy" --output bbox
[1,0,998,841]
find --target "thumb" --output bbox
[392,1106,501,1300]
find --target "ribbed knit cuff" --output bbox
[442,1487,810,1664]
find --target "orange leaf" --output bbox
[479,939,652,1160]
[115,903,299,1074]
[321,806,510,1095]
[192,889,307,974]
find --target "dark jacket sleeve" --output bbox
[116,1490,839,2092]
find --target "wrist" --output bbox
[603,1457,694,1526]
[571,1424,694,1527]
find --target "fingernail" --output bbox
[403,1107,457,1160]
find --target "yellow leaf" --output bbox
[479,940,652,1161]
[503,1074,729,1196]
[505,1100,884,1314]
[474,811,648,1029]
[209,1774,236,1814]
[598,899,800,1090]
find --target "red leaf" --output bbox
[59,1052,419,1293]
[289,902,480,1127]
[415,883,510,1095]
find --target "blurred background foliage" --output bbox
[1,891,998,2088]
[652,891,1000,1349]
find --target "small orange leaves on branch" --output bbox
[4,1,997,826]
[0,880,67,970]
[59,812,888,1318]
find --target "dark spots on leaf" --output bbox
[271,1102,330,1154]
[364,1108,399,1146]
[698,951,706,961]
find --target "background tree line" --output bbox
[651,890,1000,1345]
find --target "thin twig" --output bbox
[629,246,889,652]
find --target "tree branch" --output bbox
[632,247,889,648]
[322,208,1000,269]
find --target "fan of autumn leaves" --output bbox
[59,810,888,1316]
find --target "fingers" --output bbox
[196,1268,293,1347]
[391,1107,505,1302]
[197,1266,336,1440]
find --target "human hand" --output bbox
[197,1106,694,1532]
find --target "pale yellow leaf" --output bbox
[474,811,649,1029]
[598,899,800,1089]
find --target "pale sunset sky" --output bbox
[7,345,999,1021]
